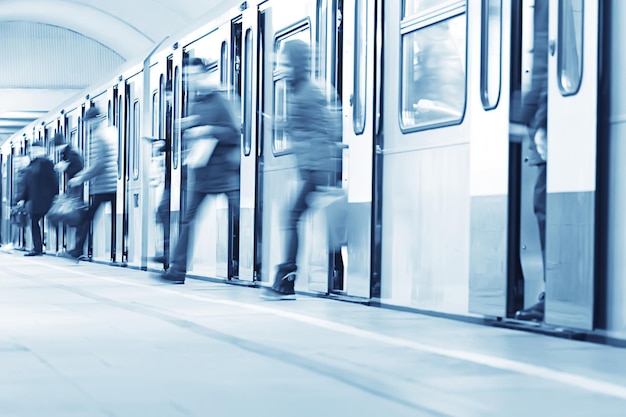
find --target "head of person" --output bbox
[30,142,47,159]
[84,106,101,128]
[183,57,214,95]
[279,40,311,86]
[53,132,68,151]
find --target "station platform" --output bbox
[1,251,625,417]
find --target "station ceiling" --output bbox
[0,0,237,143]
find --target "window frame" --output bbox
[557,0,584,96]
[243,28,254,157]
[398,4,468,134]
[480,0,502,110]
[353,0,368,135]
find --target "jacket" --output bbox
[61,145,84,180]
[184,91,240,193]
[283,40,342,174]
[73,125,117,194]
[19,157,58,215]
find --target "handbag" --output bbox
[307,186,348,250]
[47,194,88,227]
[10,205,28,227]
[184,137,218,169]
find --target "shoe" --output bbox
[153,255,167,263]
[515,292,545,321]
[154,269,185,285]
[272,263,297,294]
[1,243,14,254]
[59,251,79,264]
[260,287,296,301]
[24,251,43,257]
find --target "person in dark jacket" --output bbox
[65,106,118,260]
[515,0,548,321]
[261,40,342,300]
[53,132,84,194]
[1,155,31,253]
[157,57,240,284]
[18,143,58,256]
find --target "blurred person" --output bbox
[261,40,342,300]
[54,132,84,194]
[157,57,240,284]
[65,106,117,261]
[145,80,173,265]
[515,0,548,321]
[1,155,31,253]
[18,143,58,256]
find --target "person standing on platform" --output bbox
[515,0,549,321]
[18,142,58,256]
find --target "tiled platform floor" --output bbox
[1,251,625,417]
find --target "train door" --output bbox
[257,3,308,289]
[44,122,58,254]
[468,1,514,317]
[125,72,144,267]
[0,150,8,245]
[168,53,183,265]
[543,0,598,330]
[61,109,80,254]
[339,0,376,298]
[381,2,469,312]
[88,94,117,263]
[180,25,235,280]
[238,7,258,282]
[145,65,169,270]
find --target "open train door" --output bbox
[237,5,259,282]
[544,0,598,330]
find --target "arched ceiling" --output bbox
[0,0,237,143]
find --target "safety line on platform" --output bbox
[34,259,626,400]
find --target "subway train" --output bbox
[3,0,626,343]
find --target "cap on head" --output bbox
[85,106,99,121]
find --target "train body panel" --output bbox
[5,0,626,344]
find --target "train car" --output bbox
[4,0,626,344]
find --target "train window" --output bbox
[272,26,311,154]
[317,0,328,81]
[400,12,466,131]
[70,129,77,149]
[132,101,140,181]
[151,90,159,155]
[403,0,453,19]
[173,68,180,170]
[558,0,583,95]
[480,0,502,110]
[353,0,368,134]
[243,29,253,157]
[117,96,123,179]
[221,41,228,86]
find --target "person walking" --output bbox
[18,142,58,256]
[261,40,342,300]
[65,106,117,260]
[157,57,241,284]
